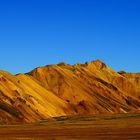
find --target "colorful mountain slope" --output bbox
[0,60,140,123]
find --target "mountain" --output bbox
[0,60,140,124]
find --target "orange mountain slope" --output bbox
[0,60,140,123]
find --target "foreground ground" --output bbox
[0,114,140,140]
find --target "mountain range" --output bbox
[0,60,140,124]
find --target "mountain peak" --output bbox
[84,59,106,70]
[57,62,68,66]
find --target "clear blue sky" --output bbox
[0,0,140,74]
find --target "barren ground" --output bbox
[0,114,140,140]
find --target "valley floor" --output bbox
[0,114,140,140]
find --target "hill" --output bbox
[0,60,140,123]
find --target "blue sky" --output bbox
[0,0,140,74]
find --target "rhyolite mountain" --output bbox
[0,60,140,124]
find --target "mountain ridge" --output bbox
[0,60,140,124]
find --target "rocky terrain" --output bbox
[0,60,140,124]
